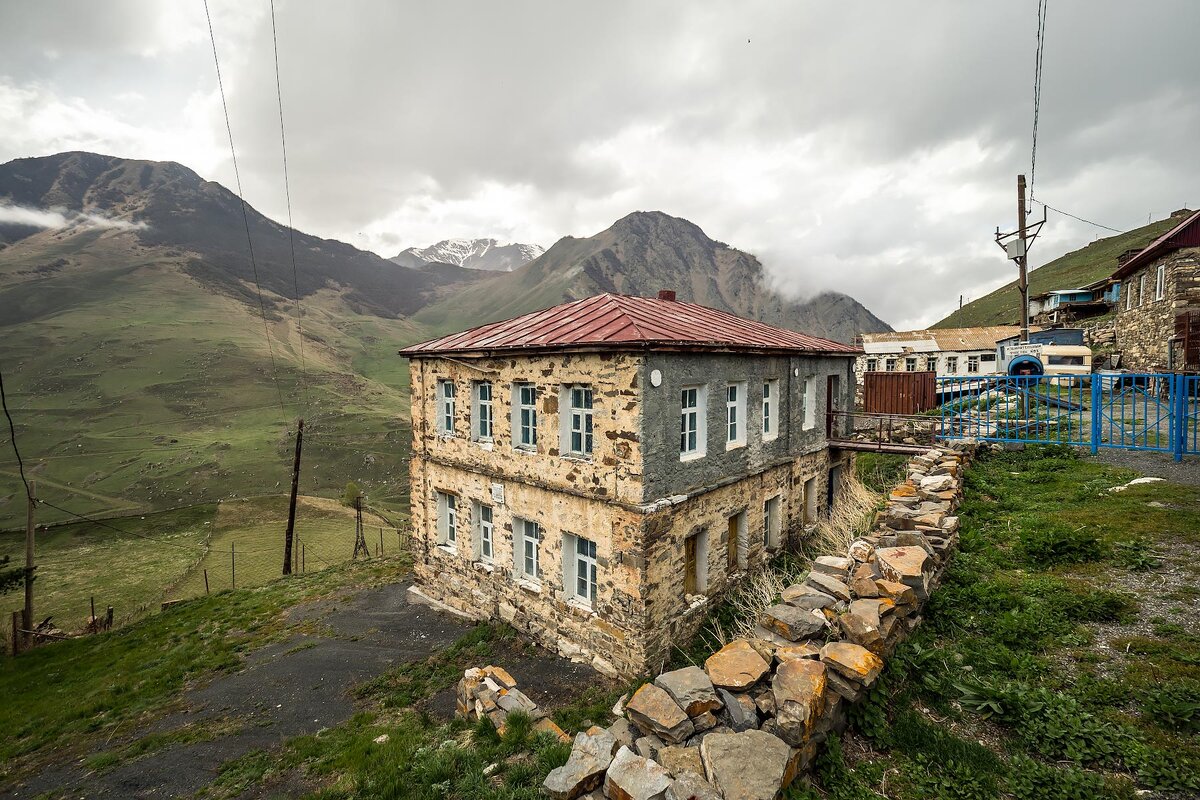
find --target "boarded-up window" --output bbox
[684,535,699,595]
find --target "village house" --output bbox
[854,326,1032,385]
[1113,208,1200,371]
[399,292,860,678]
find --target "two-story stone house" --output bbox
[1113,208,1200,371]
[399,291,861,677]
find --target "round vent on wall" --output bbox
[650,369,663,387]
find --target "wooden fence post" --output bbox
[203,569,210,596]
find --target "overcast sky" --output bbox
[1,1,1197,329]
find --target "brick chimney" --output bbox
[657,289,676,301]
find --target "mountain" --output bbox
[412,211,891,343]
[934,210,1190,329]
[391,238,544,272]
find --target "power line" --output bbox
[269,0,310,412]
[1029,0,1049,201]
[203,0,287,414]
[37,499,207,552]
[1030,199,1123,234]
[0,364,33,502]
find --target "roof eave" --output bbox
[399,341,862,359]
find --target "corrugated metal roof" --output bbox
[1113,208,1200,279]
[399,293,862,356]
[861,325,1034,353]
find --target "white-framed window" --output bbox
[865,358,878,373]
[726,382,746,447]
[475,502,493,562]
[802,376,817,431]
[1139,274,1146,307]
[967,355,980,374]
[1156,263,1166,301]
[437,380,455,434]
[762,380,779,440]
[512,383,537,449]
[905,357,917,372]
[514,517,540,581]
[1126,281,1133,310]
[562,386,593,457]
[563,533,598,605]
[472,382,493,441]
[436,492,457,549]
[946,356,958,373]
[680,385,706,458]
[764,495,781,550]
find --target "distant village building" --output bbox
[855,326,1030,386]
[995,328,1089,375]
[399,292,860,677]
[1029,277,1120,326]
[1113,208,1200,371]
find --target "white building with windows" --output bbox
[854,326,1034,388]
[400,291,859,677]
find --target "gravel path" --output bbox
[2,579,598,799]
[1087,449,1200,486]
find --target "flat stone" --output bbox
[751,625,796,650]
[634,733,666,760]
[496,687,539,715]
[704,639,770,690]
[627,683,695,744]
[875,579,916,605]
[482,664,517,689]
[608,718,639,750]
[812,555,853,579]
[657,744,705,778]
[692,710,718,732]
[772,658,828,746]
[838,600,884,654]
[781,583,838,610]
[605,746,673,800]
[665,771,722,800]
[535,718,571,743]
[760,603,826,642]
[851,574,880,598]
[716,687,759,731]
[774,642,821,663]
[820,641,885,686]
[544,730,617,800]
[825,669,865,703]
[655,666,722,717]
[804,572,852,602]
[875,546,931,598]
[847,538,875,562]
[700,729,797,800]
[919,474,955,493]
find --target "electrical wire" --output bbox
[203,0,287,414]
[1030,199,1123,234]
[269,0,310,413]
[1029,0,1049,201]
[0,364,33,503]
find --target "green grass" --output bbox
[934,215,1179,329]
[0,557,407,783]
[0,496,401,643]
[795,446,1200,799]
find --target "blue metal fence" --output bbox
[935,373,1200,461]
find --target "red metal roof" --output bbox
[1113,208,1200,279]
[399,293,862,357]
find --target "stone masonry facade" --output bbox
[1114,247,1200,371]
[407,348,856,679]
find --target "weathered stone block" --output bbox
[761,603,826,642]
[543,730,617,800]
[627,683,694,744]
[654,666,722,717]
[605,746,673,800]
[820,641,885,686]
[700,729,796,799]
[771,657,827,746]
[704,639,770,690]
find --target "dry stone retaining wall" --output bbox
[527,440,979,799]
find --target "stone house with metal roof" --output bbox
[1113,209,1200,372]
[398,291,861,677]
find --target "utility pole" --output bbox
[23,480,35,646]
[352,495,370,559]
[282,418,304,575]
[1017,174,1031,343]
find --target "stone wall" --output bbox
[536,441,978,800]
[1114,248,1200,371]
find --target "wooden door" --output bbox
[684,536,698,595]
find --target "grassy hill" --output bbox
[933,214,1183,329]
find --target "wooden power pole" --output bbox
[23,480,36,645]
[1016,174,1031,343]
[283,419,304,576]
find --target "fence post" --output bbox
[1175,374,1185,462]
[204,569,210,595]
[1090,376,1101,454]
[10,610,20,656]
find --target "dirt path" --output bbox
[1087,449,1200,486]
[1,579,589,799]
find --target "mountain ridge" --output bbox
[391,237,544,272]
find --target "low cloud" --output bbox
[0,202,148,232]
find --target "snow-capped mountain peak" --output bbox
[391,237,544,272]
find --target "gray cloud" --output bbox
[1,0,1197,328]
[0,202,148,232]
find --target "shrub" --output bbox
[342,480,361,507]
[1006,754,1129,800]
[1018,520,1104,566]
[1140,680,1200,732]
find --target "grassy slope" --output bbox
[934,216,1178,329]
[0,232,429,529]
[802,448,1200,799]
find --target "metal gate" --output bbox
[936,373,1200,460]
